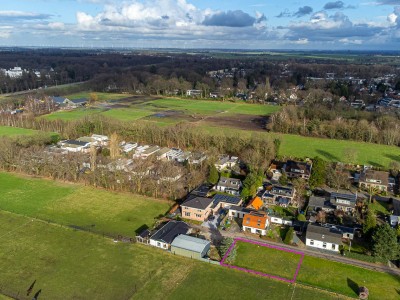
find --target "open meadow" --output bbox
[0,171,399,299]
[0,126,43,137]
[0,210,342,300]
[0,172,170,237]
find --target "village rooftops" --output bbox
[182,197,214,210]
[330,192,357,207]
[306,224,342,245]
[150,221,189,245]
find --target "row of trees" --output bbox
[269,106,400,146]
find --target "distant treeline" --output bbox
[268,105,400,146]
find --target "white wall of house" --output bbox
[306,238,339,252]
[243,226,267,236]
[229,210,246,219]
[150,239,169,250]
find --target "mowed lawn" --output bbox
[41,108,104,121]
[0,126,41,137]
[144,98,281,116]
[227,241,302,281]
[0,172,170,237]
[298,256,400,300]
[167,264,339,300]
[199,126,400,168]
[0,211,196,300]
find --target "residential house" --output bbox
[132,145,150,158]
[188,152,207,165]
[215,177,242,196]
[181,197,214,222]
[228,206,255,219]
[59,139,90,153]
[107,159,133,172]
[186,89,202,97]
[212,194,242,209]
[171,234,210,260]
[140,145,160,159]
[91,134,109,146]
[51,96,70,107]
[166,148,183,161]
[149,221,190,250]
[283,160,312,180]
[330,192,357,213]
[247,196,263,210]
[214,155,239,172]
[308,195,335,213]
[156,147,172,160]
[305,224,342,252]
[121,142,138,153]
[359,170,389,192]
[69,98,87,107]
[262,185,296,207]
[242,212,270,236]
[190,184,213,198]
[176,151,192,163]
[136,229,151,244]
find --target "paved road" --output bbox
[190,223,400,277]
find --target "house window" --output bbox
[310,240,314,245]
[332,244,336,250]
[185,212,191,217]
[323,243,327,248]
[195,214,202,218]
[163,244,167,249]
[157,242,161,247]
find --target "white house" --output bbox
[91,134,109,146]
[306,224,342,252]
[149,221,190,250]
[215,177,242,196]
[242,212,270,236]
[59,140,91,153]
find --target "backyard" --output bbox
[224,240,303,282]
[0,126,43,137]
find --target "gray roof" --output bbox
[306,224,342,245]
[70,98,87,104]
[62,139,89,147]
[150,221,189,244]
[217,177,241,189]
[171,234,210,253]
[308,196,330,208]
[182,197,213,210]
[229,205,254,214]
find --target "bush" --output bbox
[284,227,294,244]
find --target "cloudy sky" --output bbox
[0,0,399,49]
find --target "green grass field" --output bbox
[0,210,342,300]
[0,172,170,237]
[0,126,42,137]
[225,239,400,300]
[298,256,400,300]
[40,108,104,121]
[228,241,302,281]
[198,126,400,168]
[143,98,281,116]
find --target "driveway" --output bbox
[202,209,226,230]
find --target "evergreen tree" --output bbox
[363,210,377,235]
[208,164,219,185]
[284,227,294,244]
[372,224,400,261]
[309,156,327,188]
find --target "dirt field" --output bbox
[198,114,267,131]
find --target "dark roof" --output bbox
[284,160,312,175]
[306,224,342,245]
[190,184,212,197]
[271,185,294,196]
[62,139,89,147]
[70,98,87,104]
[213,194,242,206]
[359,170,389,187]
[217,177,242,189]
[182,197,213,210]
[137,229,151,238]
[308,196,331,209]
[150,221,189,244]
[277,197,290,205]
[51,96,66,104]
[330,192,357,207]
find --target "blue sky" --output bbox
[0,0,399,49]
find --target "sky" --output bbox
[0,0,399,50]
